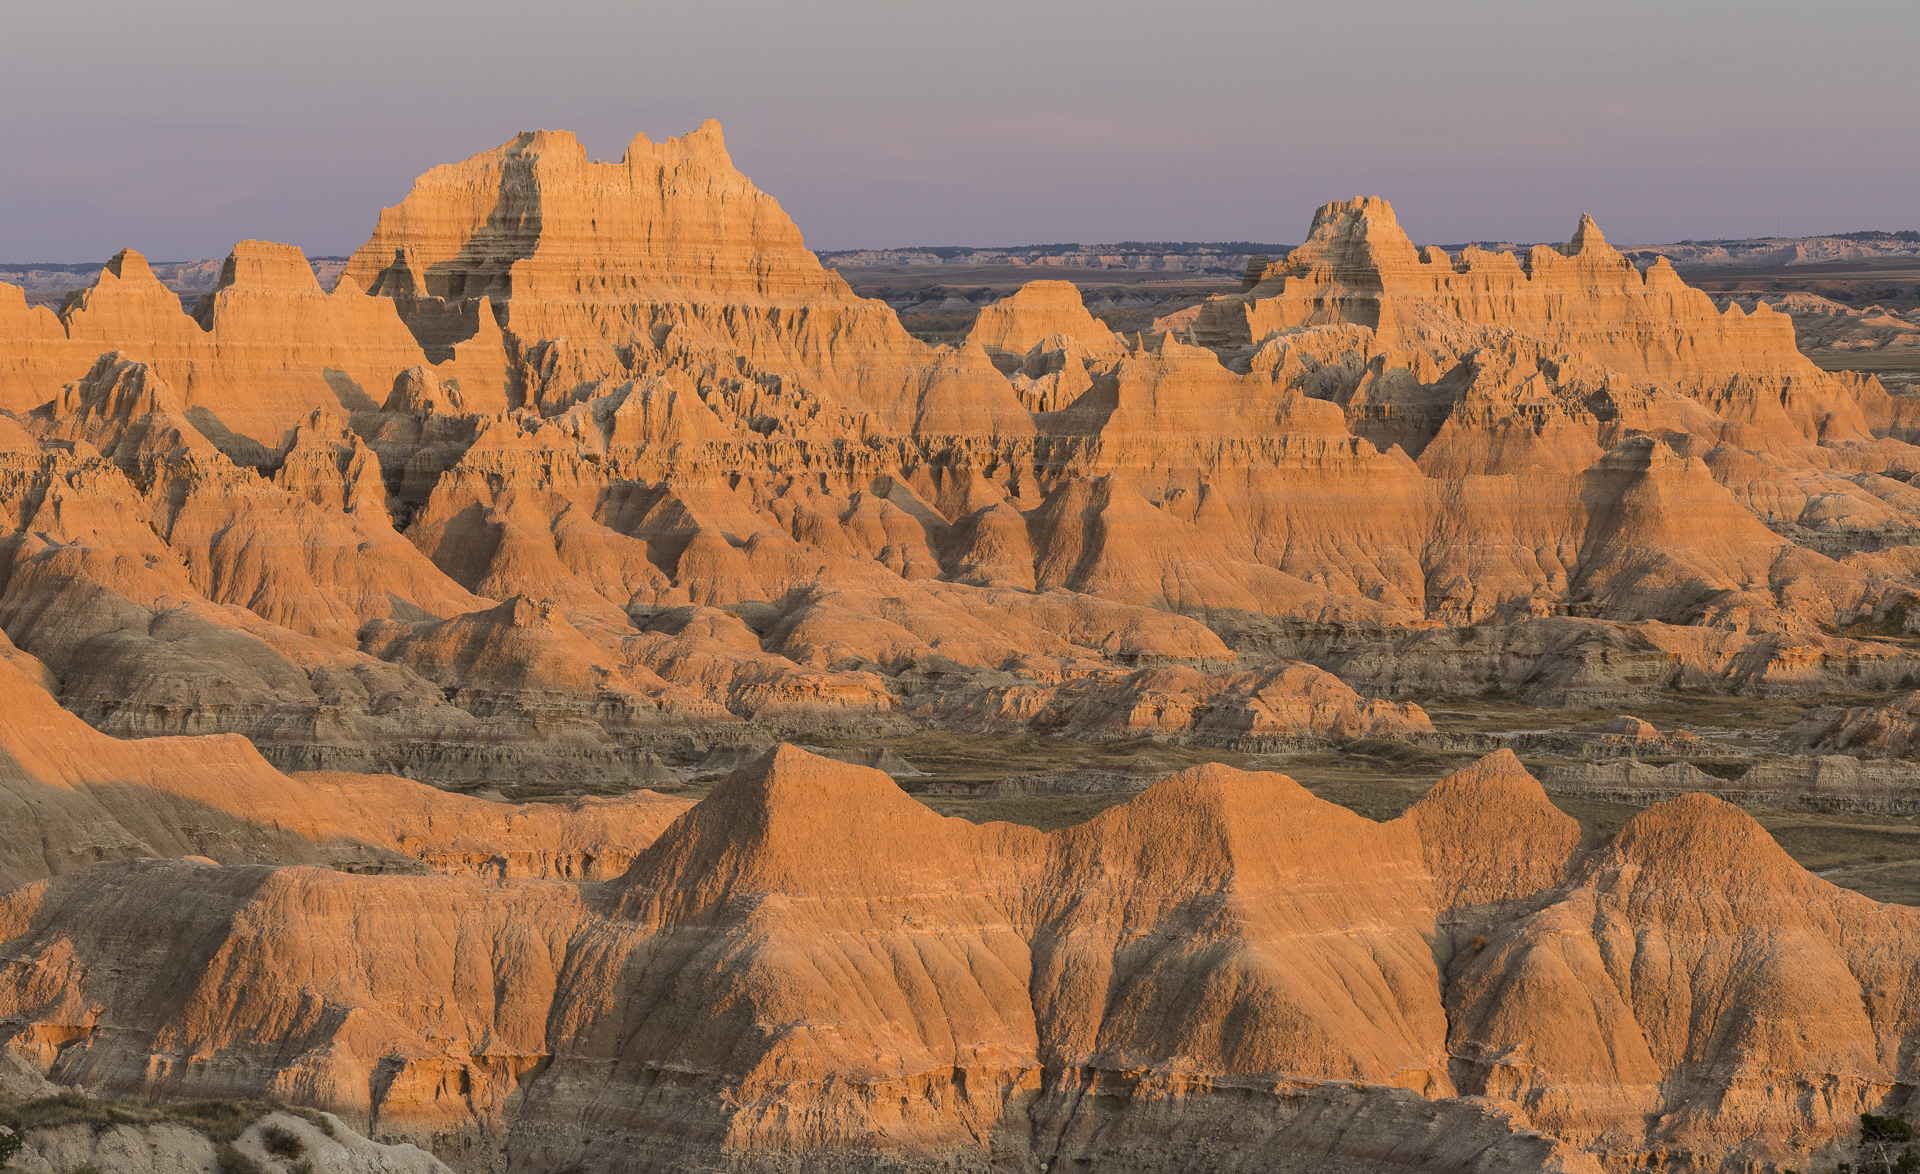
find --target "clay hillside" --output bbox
[2,122,1919,1174]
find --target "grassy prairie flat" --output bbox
[1413,689,1901,734]
[1678,257,1920,313]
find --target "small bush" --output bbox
[262,1124,305,1159]
[0,1129,20,1169]
[215,1142,264,1174]
[175,1102,254,1144]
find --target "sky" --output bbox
[3,0,1916,262]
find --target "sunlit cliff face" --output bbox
[0,121,1918,1174]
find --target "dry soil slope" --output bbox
[0,653,689,886]
[1,746,1911,1172]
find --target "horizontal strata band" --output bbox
[0,121,1916,1174]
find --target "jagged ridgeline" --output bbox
[1,122,1919,1174]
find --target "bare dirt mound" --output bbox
[0,745,1911,1172]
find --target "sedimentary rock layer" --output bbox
[0,745,1911,1173]
[5,123,1920,783]
[0,653,690,886]
[4,126,1920,1172]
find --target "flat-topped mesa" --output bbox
[966,280,1125,359]
[340,121,1030,438]
[1284,196,1424,285]
[342,123,848,315]
[1195,196,1422,339]
[189,238,324,327]
[1199,197,1813,388]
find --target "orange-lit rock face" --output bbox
[0,123,1917,776]
[4,129,1920,1170]
[2,746,1913,1174]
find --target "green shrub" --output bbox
[1860,1113,1918,1174]
[1866,1115,1917,1144]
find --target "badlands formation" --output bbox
[1,121,1919,1172]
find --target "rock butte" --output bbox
[1,121,1919,1171]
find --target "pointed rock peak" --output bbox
[1130,760,1320,817]
[0,414,37,452]
[968,279,1121,357]
[1412,747,1548,802]
[1402,748,1563,825]
[1561,213,1617,258]
[366,246,426,298]
[1401,749,1580,907]
[695,743,941,831]
[1154,331,1214,359]
[283,405,349,444]
[1598,792,1802,889]
[61,352,182,419]
[614,742,1022,908]
[1060,762,1405,897]
[104,248,156,283]
[383,365,459,414]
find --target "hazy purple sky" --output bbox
[5,0,1916,261]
